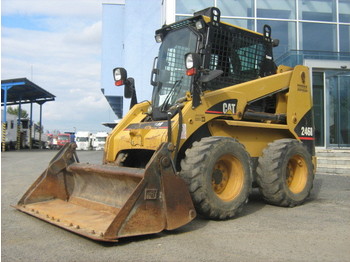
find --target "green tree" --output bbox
[7,106,28,118]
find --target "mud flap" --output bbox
[14,143,196,242]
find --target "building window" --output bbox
[176,0,214,14]
[301,22,336,51]
[257,0,296,19]
[299,0,336,22]
[339,0,350,22]
[217,0,254,17]
[340,25,350,52]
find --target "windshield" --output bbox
[58,135,69,141]
[152,27,198,111]
[76,137,89,142]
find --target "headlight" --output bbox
[185,54,194,69]
[113,67,127,86]
[195,20,204,30]
[155,34,163,43]
[114,68,122,81]
[184,53,201,76]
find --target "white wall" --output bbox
[101,0,163,117]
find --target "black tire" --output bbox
[180,137,252,220]
[256,139,314,207]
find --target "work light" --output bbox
[113,67,127,86]
[185,54,194,69]
[155,34,163,43]
[184,53,201,76]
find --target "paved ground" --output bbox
[2,149,350,262]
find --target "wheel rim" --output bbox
[211,154,244,201]
[286,154,308,194]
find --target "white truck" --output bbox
[75,131,92,150]
[92,132,108,150]
[1,110,18,150]
[1,110,47,150]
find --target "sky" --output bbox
[1,0,116,133]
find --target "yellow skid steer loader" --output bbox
[15,7,316,242]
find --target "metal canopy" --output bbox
[1,78,55,151]
[1,78,55,105]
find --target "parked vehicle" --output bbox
[1,110,18,150]
[92,132,108,150]
[1,110,47,150]
[57,133,72,149]
[47,134,58,149]
[75,131,92,150]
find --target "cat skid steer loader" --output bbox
[15,7,316,242]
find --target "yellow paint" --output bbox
[104,62,313,165]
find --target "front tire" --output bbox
[256,139,314,207]
[180,137,252,220]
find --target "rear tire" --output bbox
[180,137,252,220]
[256,139,314,207]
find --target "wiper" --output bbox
[160,77,183,112]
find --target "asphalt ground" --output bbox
[1,149,350,262]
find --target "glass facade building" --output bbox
[175,0,350,57]
[101,0,349,148]
[173,0,350,148]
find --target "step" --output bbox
[316,149,350,158]
[317,156,350,166]
[316,166,350,175]
[315,149,350,175]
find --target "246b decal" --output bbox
[301,126,313,137]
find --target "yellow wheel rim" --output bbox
[211,154,244,201]
[286,154,308,194]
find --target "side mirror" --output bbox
[113,67,132,98]
[124,78,133,99]
[272,38,280,47]
[112,67,138,108]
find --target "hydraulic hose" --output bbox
[167,112,172,143]
[173,106,183,167]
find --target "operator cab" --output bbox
[150,7,278,120]
[113,7,278,121]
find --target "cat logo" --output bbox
[223,102,236,114]
[205,99,238,115]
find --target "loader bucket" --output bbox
[14,143,196,242]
